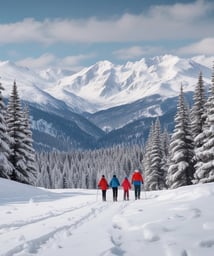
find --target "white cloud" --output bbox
[149,0,212,21]
[177,38,214,55]
[16,53,93,70]
[60,54,95,67]
[16,54,56,69]
[113,46,164,60]
[0,1,213,44]
[0,19,50,44]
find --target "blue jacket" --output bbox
[109,177,120,188]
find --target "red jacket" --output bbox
[122,178,131,191]
[98,177,108,190]
[131,171,144,185]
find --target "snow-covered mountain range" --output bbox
[0,55,213,151]
[1,54,213,113]
[56,55,213,112]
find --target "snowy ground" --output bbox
[0,178,214,256]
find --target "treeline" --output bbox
[0,81,36,184]
[35,144,144,189]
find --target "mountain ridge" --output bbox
[54,54,212,112]
[0,54,213,151]
[1,54,212,113]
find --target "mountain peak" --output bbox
[59,54,212,112]
[0,55,213,113]
[96,60,113,67]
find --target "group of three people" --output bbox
[98,170,144,201]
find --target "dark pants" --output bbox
[134,185,141,199]
[112,187,118,201]
[102,190,106,201]
[123,190,129,200]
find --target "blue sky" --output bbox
[0,0,213,70]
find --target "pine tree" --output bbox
[161,128,170,188]
[0,81,13,178]
[35,152,52,188]
[192,71,208,184]
[146,118,164,190]
[142,122,154,191]
[6,81,33,184]
[191,72,206,139]
[22,106,37,184]
[167,86,195,189]
[194,64,214,183]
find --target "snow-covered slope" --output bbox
[0,55,213,113]
[0,61,96,113]
[1,177,214,256]
[0,61,51,104]
[0,55,213,150]
[54,55,212,112]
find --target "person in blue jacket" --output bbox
[109,174,120,201]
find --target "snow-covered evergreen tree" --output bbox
[35,152,52,188]
[142,122,154,191]
[167,85,195,189]
[191,72,206,140]
[22,106,37,184]
[146,118,164,190]
[161,127,170,188]
[6,81,34,184]
[0,81,13,178]
[142,119,168,191]
[194,64,214,183]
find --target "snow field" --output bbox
[0,179,214,256]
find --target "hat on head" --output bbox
[102,175,105,177]
[134,169,139,173]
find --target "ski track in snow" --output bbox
[1,200,111,256]
[1,183,214,256]
[0,201,95,232]
[37,200,133,256]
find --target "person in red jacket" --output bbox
[131,170,144,200]
[121,176,131,200]
[98,175,109,201]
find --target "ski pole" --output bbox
[144,189,147,200]
[142,183,147,199]
[96,187,99,201]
